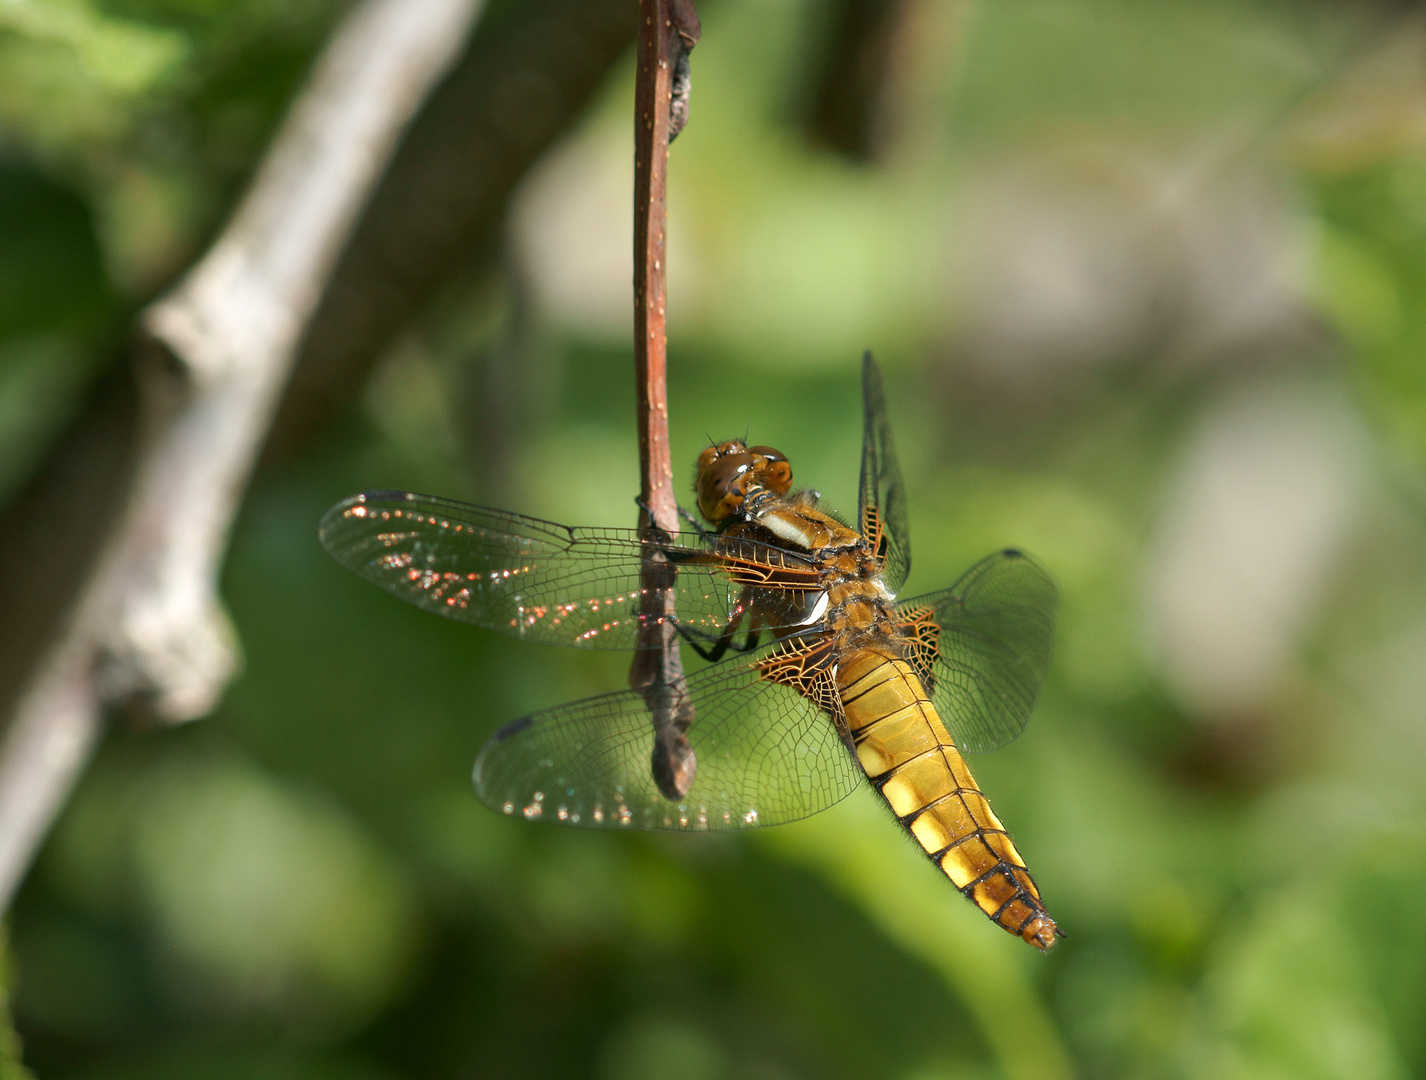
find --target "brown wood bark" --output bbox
[629,0,699,801]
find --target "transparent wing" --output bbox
[857,353,911,595]
[319,491,821,649]
[896,549,1057,754]
[474,644,862,831]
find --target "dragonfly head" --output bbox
[695,440,793,522]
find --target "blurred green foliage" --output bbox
[5,1,1426,1078]
[0,929,33,1080]
[0,0,342,503]
[1315,159,1426,474]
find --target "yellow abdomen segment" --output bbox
[837,649,1061,950]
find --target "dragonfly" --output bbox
[319,354,1062,949]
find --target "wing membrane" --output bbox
[897,550,1057,754]
[473,644,862,831]
[858,353,911,594]
[319,491,820,649]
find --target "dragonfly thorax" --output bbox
[725,506,898,645]
[698,437,892,640]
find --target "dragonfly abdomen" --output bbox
[836,649,1061,950]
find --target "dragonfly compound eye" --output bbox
[746,445,793,495]
[696,440,746,473]
[697,451,759,522]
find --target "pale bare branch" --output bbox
[0,0,486,912]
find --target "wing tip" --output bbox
[317,493,368,550]
[861,350,881,389]
[490,715,534,742]
[318,490,422,544]
[472,719,531,804]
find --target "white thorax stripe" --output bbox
[759,512,813,550]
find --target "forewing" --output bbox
[473,646,861,831]
[897,550,1057,754]
[857,353,911,594]
[319,491,818,649]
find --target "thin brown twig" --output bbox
[628,0,700,801]
[0,0,485,913]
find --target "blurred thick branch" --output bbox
[267,0,642,457]
[806,0,915,162]
[0,0,486,912]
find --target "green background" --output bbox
[4,1,1426,1078]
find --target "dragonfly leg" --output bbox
[673,616,741,663]
[638,494,712,539]
[632,496,677,544]
[676,502,711,537]
[730,622,764,654]
[674,625,721,662]
[695,612,763,661]
[634,495,713,542]
[673,586,760,662]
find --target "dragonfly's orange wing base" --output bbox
[755,638,841,723]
